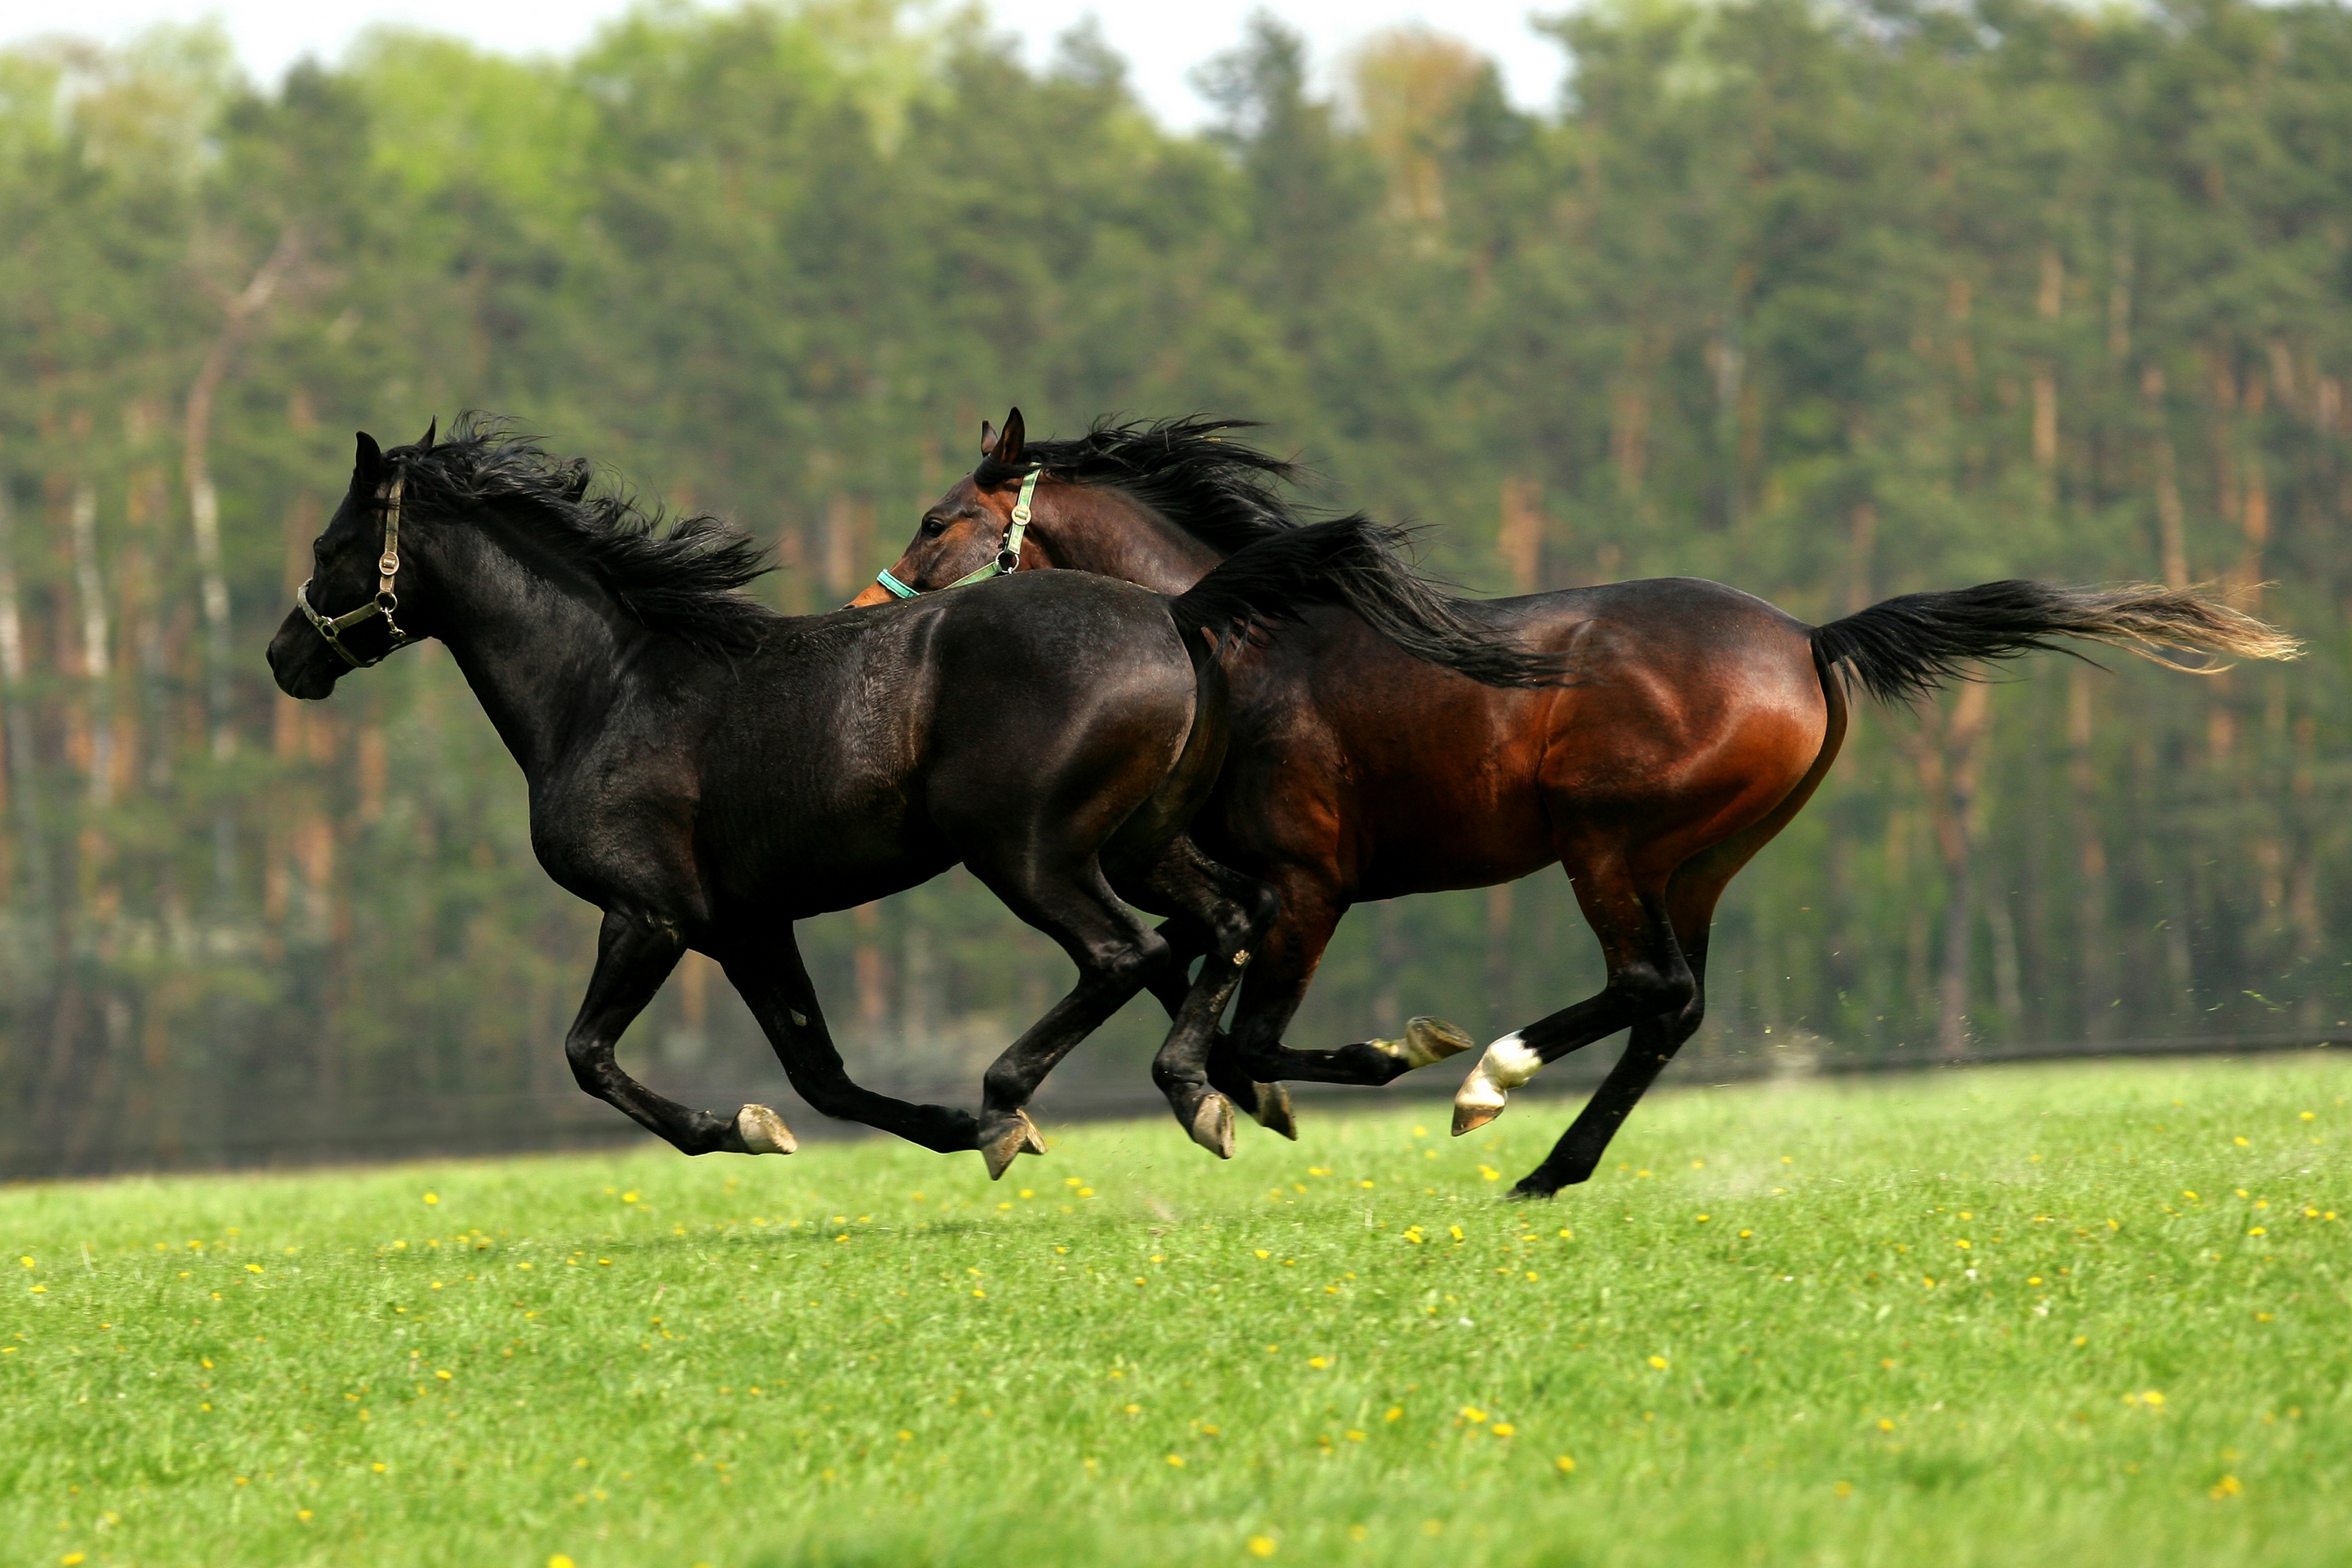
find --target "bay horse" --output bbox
[265,420,1551,1174]
[853,412,2299,1197]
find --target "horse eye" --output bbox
[920,517,947,538]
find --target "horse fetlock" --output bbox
[1371,1015,1474,1071]
[735,1103,797,1156]
[1452,1031,1541,1136]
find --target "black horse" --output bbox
[265,421,1538,1170]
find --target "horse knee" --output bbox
[1091,927,1171,993]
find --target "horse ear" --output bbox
[978,418,998,457]
[354,431,385,486]
[416,417,438,452]
[990,408,1026,467]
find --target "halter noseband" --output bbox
[873,467,1040,600]
[296,473,420,668]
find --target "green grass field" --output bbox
[3,1057,2347,1568]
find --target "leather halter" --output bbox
[874,468,1040,600]
[296,474,419,668]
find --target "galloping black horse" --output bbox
[856,412,2300,1196]
[265,420,1543,1171]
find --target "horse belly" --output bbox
[1307,653,1559,899]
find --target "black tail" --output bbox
[1814,580,2301,706]
[1168,515,1567,688]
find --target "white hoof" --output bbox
[1451,1033,1540,1137]
[737,1103,797,1155]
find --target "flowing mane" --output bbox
[973,415,1307,556]
[390,416,777,655]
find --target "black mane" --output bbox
[973,415,1306,556]
[390,416,776,655]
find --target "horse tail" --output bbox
[1167,514,1569,688]
[1812,580,2301,706]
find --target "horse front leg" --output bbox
[1146,916,1298,1140]
[722,929,979,1154]
[564,908,766,1156]
[1219,876,1471,1089]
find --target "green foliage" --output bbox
[1,0,2349,1171]
[2,1059,2347,1564]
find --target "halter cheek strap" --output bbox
[873,467,1040,600]
[296,474,420,668]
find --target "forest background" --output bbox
[2,0,2347,1174]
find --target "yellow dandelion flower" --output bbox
[1449,1226,1463,1241]
[2211,1475,2242,1499]
[1246,1537,1276,1558]
[1878,1419,1895,1432]
[1384,1406,1403,1423]
[1834,1481,1853,1498]
[435,1370,452,1381]
[550,1557,577,1568]
[62,1556,86,1566]
[1555,1455,1576,1472]
[2249,1227,2267,1237]
[1647,1356,1668,1370]
[2234,1137,2249,1147]
[1695,1214,1710,1223]
[1166,1454,1185,1468]
[1491,1423,1516,1437]
[1461,1406,1488,1423]
[1307,1356,1329,1370]
[424,1192,439,1205]
[2143,1390,2165,1406]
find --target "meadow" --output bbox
[2,1055,2346,1568]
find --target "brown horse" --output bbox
[853,413,2299,1197]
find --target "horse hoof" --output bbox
[1452,1091,1505,1138]
[1370,1015,1475,1071]
[1452,1032,1540,1135]
[1251,1082,1298,1141]
[981,1111,1040,1181]
[1187,1094,1236,1159]
[736,1104,797,1155]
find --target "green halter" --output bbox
[875,468,1040,600]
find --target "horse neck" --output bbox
[1039,487,1227,594]
[420,506,657,779]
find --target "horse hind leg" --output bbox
[1509,906,1714,1198]
[720,929,980,1154]
[1506,661,1850,1192]
[1141,915,1298,1139]
[1447,843,1694,1138]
